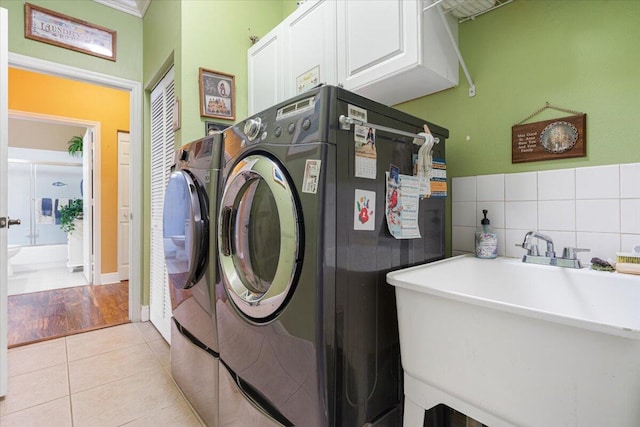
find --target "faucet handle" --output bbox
[562,247,590,260]
[515,242,539,256]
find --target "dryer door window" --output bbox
[163,170,209,290]
[219,154,302,321]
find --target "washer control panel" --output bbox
[238,93,320,145]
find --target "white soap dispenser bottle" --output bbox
[475,209,497,259]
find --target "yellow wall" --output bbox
[8,67,130,275]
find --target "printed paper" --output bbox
[354,189,375,231]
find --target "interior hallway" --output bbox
[0,322,203,426]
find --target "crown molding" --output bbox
[93,0,151,18]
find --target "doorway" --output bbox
[2,50,143,396]
[5,97,131,347]
[4,63,141,349]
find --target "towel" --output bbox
[414,128,435,198]
[36,198,54,224]
[41,198,52,216]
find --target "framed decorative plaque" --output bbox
[512,106,586,163]
[25,3,117,61]
[199,68,235,120]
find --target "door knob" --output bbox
[0,217,21,228]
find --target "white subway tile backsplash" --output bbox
[537,168,575,200]
[452,202,477,227]
[505,229,530,258]
[476,174,505,201]
[451,162,632,260]
[576,200,620,233]
[575,165,619,199]
[621,199,640,234]
[577,232,621,263]
[620,163,640,198]
[505,172,537,201]
[621,234,640,254]
[452,176,476,202]
[505,201,537,230]
[538,200,575,231]
[452,226,476,253]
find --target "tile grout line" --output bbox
[65,336,75,427]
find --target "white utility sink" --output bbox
[387,254,640,427]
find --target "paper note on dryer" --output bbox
[385,171,421,239]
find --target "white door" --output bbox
[117,131,130,281]
[1,6,9,397]
[82,128,93,283]
[149,67,175,342]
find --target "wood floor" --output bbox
[7,281,129,348]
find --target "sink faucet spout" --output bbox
[523,231,555,258]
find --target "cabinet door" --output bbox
[282,0,337,99]
[336,0,420,92]
[248,25,284,115]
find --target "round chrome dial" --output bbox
[243,117,262,141]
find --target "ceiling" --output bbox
[8,118,86,153]
[93,0,151,18]
[93,0,511,21]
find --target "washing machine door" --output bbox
[218,154,302,322]
[163,170,208,290]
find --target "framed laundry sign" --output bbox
[24,3,117,61]
[512,103,586,163]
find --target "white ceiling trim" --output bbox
[93,0,151,18]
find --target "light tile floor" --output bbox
[0,322,204,427]
[8,264,88,296]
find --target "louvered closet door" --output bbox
[149,67,175,343]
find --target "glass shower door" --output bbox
[8,161,82,247]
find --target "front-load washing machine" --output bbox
[163,134,223,426]
[216,86,447,426]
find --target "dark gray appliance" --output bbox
[163,134,222,427]
[216,85,447,426]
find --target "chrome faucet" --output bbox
[516,231,589,268]
[519,231,555,258]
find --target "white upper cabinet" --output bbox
[248,25,284,115]
[282,0,337,99]
[336,0,459,105]
[248,0,459,113]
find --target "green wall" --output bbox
[396,0,640,256]
[179,0,289,143]
[398,0,640,177]
[0,0,143,81]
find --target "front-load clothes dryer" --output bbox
[163,134,223,427]
[216,86,447,426]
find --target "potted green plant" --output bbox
[67,135,83,157]
[59,199,83,233]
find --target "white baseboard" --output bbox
[100,272,121,285]
[140,305,150,322]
